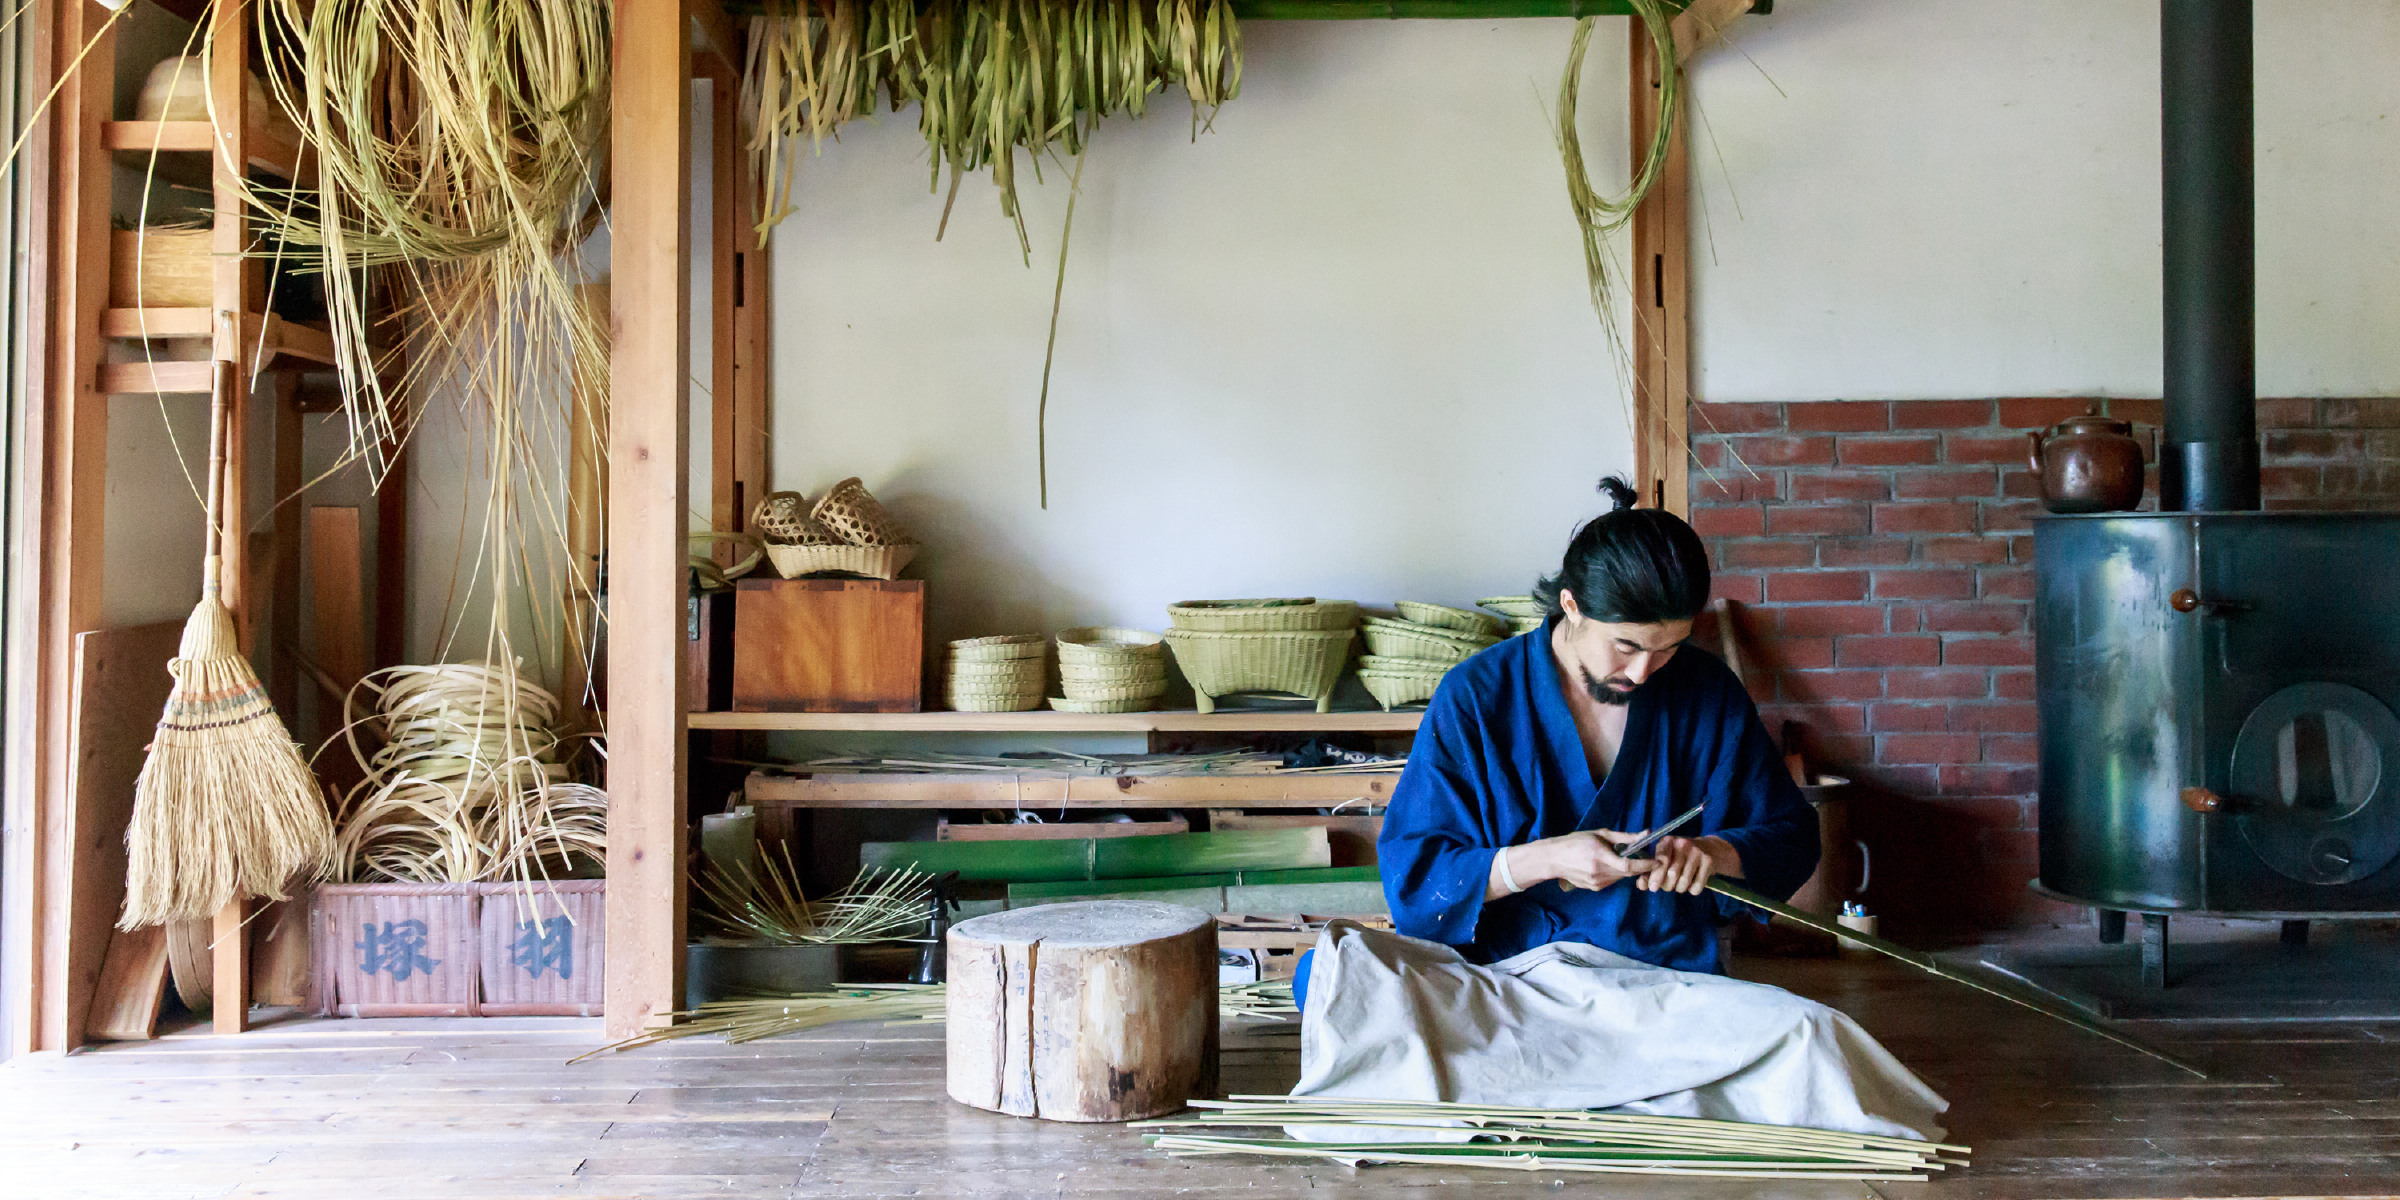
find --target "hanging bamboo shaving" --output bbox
[1137,1096,1969,1182]
[742,0,1240,254]
[329,663,605,884]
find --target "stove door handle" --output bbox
[2169,588,2252,616]
[2180,786,2226,813]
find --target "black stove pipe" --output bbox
[2160,0,2260,512]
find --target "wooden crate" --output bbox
[477,881,605,1016]
[731,578,924,712]
[311,884,482,1017]
[109,228,213,309]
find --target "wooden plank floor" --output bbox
[7,935,2399,1200]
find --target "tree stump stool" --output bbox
[946,900,1218,1122]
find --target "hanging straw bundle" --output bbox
[743,0,1240,253]
[123,363,335,929]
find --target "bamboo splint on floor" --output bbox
[1136,1096,1969,1182]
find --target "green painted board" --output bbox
[863,827,1330,883]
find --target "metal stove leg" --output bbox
[2281,919,2309,947]
[2141,913,2171,988]
[2095,908,2127,944]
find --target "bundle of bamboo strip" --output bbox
[1136,1097,1969,1182]
[694,851,936,945]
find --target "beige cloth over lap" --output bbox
[1291,921,1948,1143]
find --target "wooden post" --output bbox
[28,0,119,1055]
[1629,17,1692,518]
[270,386,304,719]
[374,421,409,669]
[209,0,255,1034]
[708,65,742,549]
[731,95,771,535]
[604,0,694,1039]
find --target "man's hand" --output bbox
[1536,830,1657,893]
[1636,835,1743,894]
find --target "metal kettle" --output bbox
[2028,413,2146,513]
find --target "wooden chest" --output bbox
[731,578,925,712]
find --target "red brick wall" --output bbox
[1687,397,2400,932]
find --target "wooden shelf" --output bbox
[685,709,1426,734]
[95,359,213,394]
[102,119,308,183]
[748,769,1398,810]
[100,309,340,368]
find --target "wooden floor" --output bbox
[8,930,2400,1200]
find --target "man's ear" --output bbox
[1558,590,1582,625]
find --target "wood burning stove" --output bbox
[2034,1,2400,943]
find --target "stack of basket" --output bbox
[1051,627,1170,713]
[1477,595,1549,636]
[1355,602,1506,711]
[943,635,1047,713]
[751,477,919,581]
[1163,599,1358,714]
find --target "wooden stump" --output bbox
[946,901,1218,1122]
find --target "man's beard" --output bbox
[1580,666,1637,706]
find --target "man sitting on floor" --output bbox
[1283,478,1945,1143]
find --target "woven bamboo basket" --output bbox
[1054,627,1166,663]
[1358,670,1444,712]
[1477,595,1548,619]
[752,491,839,546]
[946,660,1047,683]
[765,543,916,580]
[811,477,912,546]
[1163,629,1354,714]
[1048,695,1161,714]
[1166,599,1359,633]
[1396,601,1506,639]
[945,691,1045,713]
[110,229,213,309]
[1358,654,1455,676]
[1509,615,1545,635]
[1359,618,1499,665]
[1058,680,1169,703]
[949,634,1046,662]
[1058,661,1169,685]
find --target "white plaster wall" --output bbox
[765,19,1639,647]
[1687,0,2400,401]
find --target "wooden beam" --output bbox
[29,0,120,1055]
[731,82,771,535]
[707,68,741,549]
[606,0,694,1040]
[270,387,303,719]
[685,709,1425,733]
[373,404,410,670]
[210,0,254,1035]
[1628,16,1692,517]
[688,0,740,83]
[746,771,1399,810]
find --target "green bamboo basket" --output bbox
[1508,615,1545,635]
[1395,601,1506,639]
[1167,598,1359,633]
[1359,617,1500,665]
[1163,628,1354,713]
[948,634,1046,662]
[1358,670,1444,711]
[1048,694,1160,714]
[1477,595,1548,619]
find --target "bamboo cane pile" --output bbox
[1137,1096,1969,1182]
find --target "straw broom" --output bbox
[120,361,334,929]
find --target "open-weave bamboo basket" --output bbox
[110,229,213,309]
[1477,595,1549,619]
[1048,695,1160,714]
[811,477,913,546]
[1167,599,1359,633]
[1509,615,1545,635]
[1359,654,1454,675]
[949,634,1046,662]
[1164,629,1354,714]
[1054,626,1166,664]
[946,659,1047,683]
[1360,618,1500,665]
[1058,679,1167,703]
[1396,601,1506,639]
[1358,670,1445,712]
[764,543,916,580]
[752,491,839,546]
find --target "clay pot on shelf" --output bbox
[2028,414,2146,513]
